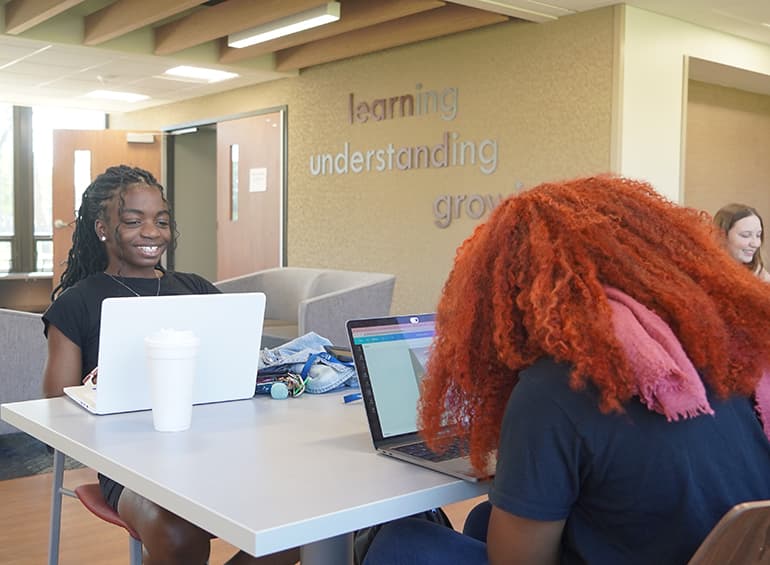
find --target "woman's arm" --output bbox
[487,506,565,565]
[43,325,83,397]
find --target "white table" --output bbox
[1,392,488,564]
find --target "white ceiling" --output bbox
[0,32,295,113]
[0,0,769,114]
[459,0,770,47]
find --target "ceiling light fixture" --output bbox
[85,90,149,103]
[171,127,199,135]
[228,2,340,49]
[164,66,239,83]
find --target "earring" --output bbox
[100,235,107,242]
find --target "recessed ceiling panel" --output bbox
[0,0,767,112]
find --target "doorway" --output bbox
[682,58,770,265]
[165,107,286,282]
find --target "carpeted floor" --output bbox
[0,432,84,481]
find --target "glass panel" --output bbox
[35,239,53,272]
[0,104,13,237]
[230,144,239,221]
[0,241,10,273]
[32,107,104,236]
[73,150,92,214]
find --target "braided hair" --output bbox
[52,165,176,299]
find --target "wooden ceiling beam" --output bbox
[154,0,327,56]
[4,0,85,34]
[84,0,208,46]
[275,4,508,72]
[219,0,445,64]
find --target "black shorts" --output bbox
[98,473,124,512]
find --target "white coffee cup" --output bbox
[144,329,200,432]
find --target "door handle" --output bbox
[54,219,73,229]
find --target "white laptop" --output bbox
[346,313,495,482]
[64,292,266,415]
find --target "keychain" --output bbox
[255,372,307,399]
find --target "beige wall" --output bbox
[684,80,770,262]
[620,6,770,201]
[111,8,615,314]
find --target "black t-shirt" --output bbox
[43,271,220,378]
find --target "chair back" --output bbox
[0,308,47,435]
[216,267,396,346]
[688,500,770,564]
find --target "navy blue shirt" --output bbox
[489,357,770,564]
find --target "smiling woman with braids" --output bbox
[363,176,770,565]
[43,165,299,565]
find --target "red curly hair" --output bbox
[419,175,770,473]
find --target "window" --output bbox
[1,106,105,274]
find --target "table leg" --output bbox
[300,532,354,565]
[48,449,65,565]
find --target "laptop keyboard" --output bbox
[392,438,469,462]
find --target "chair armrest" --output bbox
[214,272,266,294]
[299,278,395,346]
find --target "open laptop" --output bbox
[347,313,494,482]
[64,292,266,415]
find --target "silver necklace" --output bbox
[104,271,161,297]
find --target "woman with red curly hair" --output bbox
[363,176,770,565]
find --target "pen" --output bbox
[343,393,362,404]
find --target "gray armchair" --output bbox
[0,308,47,435]
[215,267,396,348]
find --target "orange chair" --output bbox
[49,449,142,565]
[75,484,142,563]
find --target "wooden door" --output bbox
[216,112,283,280]
[52,130,161,289]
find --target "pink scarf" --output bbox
[605,286,770,441]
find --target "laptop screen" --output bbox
[347,314,435,441]
[94,293,265,413]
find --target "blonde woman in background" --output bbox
[714,203,770,282]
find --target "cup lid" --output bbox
[145,328,199,347]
